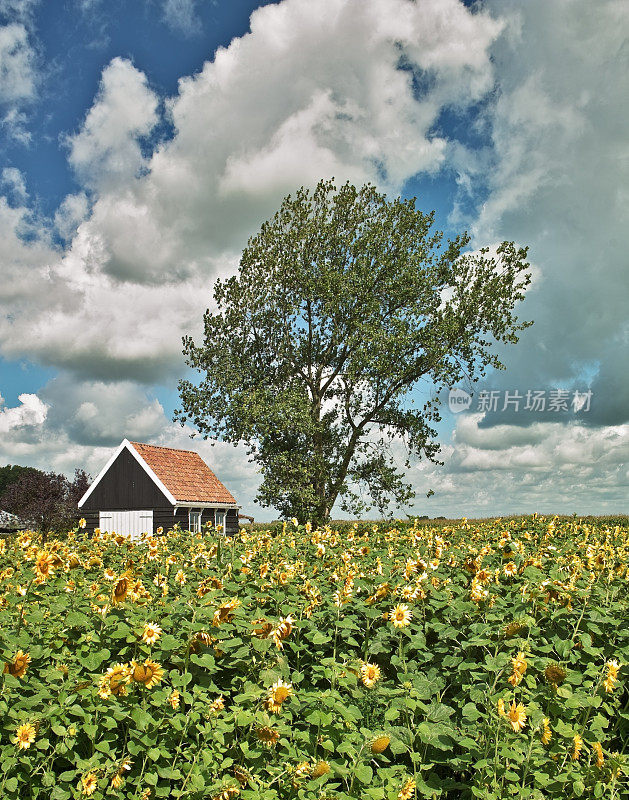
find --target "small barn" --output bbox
[78,439,239,538]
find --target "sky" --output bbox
[0,0,627,520]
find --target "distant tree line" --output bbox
[0,464,90,534]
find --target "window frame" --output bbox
[188,508,202,533]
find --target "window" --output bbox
[216,509,227,534]
[189,510,202,533]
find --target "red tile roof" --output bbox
[129,442,237,505]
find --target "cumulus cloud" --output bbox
[0,392,47,433]
[54,192,89,240]
[400,412,629,518]
[462,0,629,431]
[0,0,502,381]
[3,0,625,519]
[67,57,159,191]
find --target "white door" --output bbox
[99,510,153,542]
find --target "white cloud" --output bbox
[464,0,629,427]
[54,192,89,240]
[161,0,201,36]
[0,23,33,104]
[0,392,47,433]
[0,0,502,380]
[0,1,40,22]
[399,413,629,519]
[5,0,627,519]
[67,57,159,191]
[0,21,36,138]
[1,166,27,202]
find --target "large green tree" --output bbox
[177,180,531,522]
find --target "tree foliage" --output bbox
[0,468,90,534]
[0,464,37,499]
[177,180,531,522]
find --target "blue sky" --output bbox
[0,0,627,519]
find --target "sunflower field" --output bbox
[0,516,627,800]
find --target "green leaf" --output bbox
[354,764,373,784]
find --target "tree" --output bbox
[0,468,90,534]
[177,180,531,522]
[0,464,37,498]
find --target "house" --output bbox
[78,439,239,538]
[0,509,31,533]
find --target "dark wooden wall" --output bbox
[82,506,240,537]
[81,448,170,511]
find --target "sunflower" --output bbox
[142,622,162,645]
[544,662,567,689]
[264,679,293,713]
[98,663,131,698]
[311,761,330,778]
[13,722,36,749]
[512,651,527,675]
[112,577,128,603]
[503,620,526,638]
[255,726,280,747]
[606,660,620,679]
[292,762,312,787]
[541,717,552,745]
[572,734,583,761]
[592,741,604,768]
[508,651,527,686]
[111,757,132,789]
[360,661,382,688]
[603,675,616,693]
[4,649,31,678]
[212,598,241,627]
[168,690,180,709]
[398,778,416,800]
[371,735,390,754]
[272,615,294,649]
[80,772,98,796]
[251,619,274,639]
[507,701,527,732]
[470,581,488,603]
[131,658,164,689]
[35,551,55,581]
[233,766,249,786]
[476,568,491,584]
[209,695,225,714]
[213,786,240,800]
[389,604,412,628]
[604,659,620,692]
